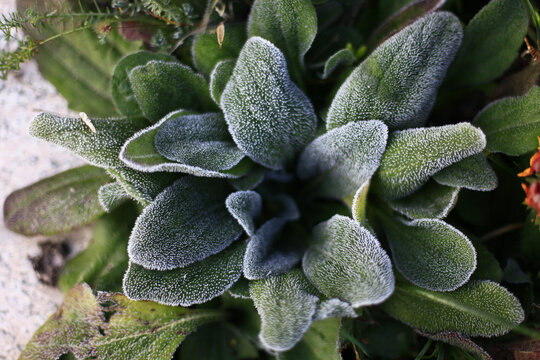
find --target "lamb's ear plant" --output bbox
[5,0,540,359]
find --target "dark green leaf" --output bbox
[98,182,130,213]
[210,59,235,105]
[226,190,262,236]
[433,154,498,191]
[321,48,354,79]
[4,165,108,236]
[418,331,492,360]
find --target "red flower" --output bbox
[522,181,540,215]
[518,137,540,177]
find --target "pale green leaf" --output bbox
[226,190,262,236]
[229,167,266,190]
[210,59,235,105]
[124,241,246,306]
[244,218,303,280]
[303,215,395,307]
[59,203,137,293]
[297,121,388,198]
[351,181,370,225]
[155,113,245,172]
[373,123,486,200]
[381,217,476,291]
[111,51,177,117]
[192,23,246,77]
[250,269,319,351]
[98,182,130,213]
[387,180,459,219]
[446,0,529,86]
[128,177,242,270]
[433,154,498,191]
[314,299,356,321]
[382,280,524,337]
[418,331,492,360]
[30,112,149,168]
[473,87,540,156]
[247,0,317,73]
[228,277,251,299]
[4,165,108,236]
[277,318,342,360]
[326,12,462,130]
[321,48,354,79]
[221,37,317,170]
[129,60,216,122]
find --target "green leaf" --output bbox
[368,0,446,50]
[155,113,245,172]
[244,218,303,280]
[92,293,220,360]
[351,181,370,225]
[303,215,395,307]
[229,167,266,190]
[128,177,242,270]
[129,60,216,122]
[228,277,252,299]
[446,0,529,86]
[473,87,540,156]
[247,0,317,80]
[417,331,492,360]
[321,48,355,79]
[221,37,317,170]
[250,269,319,351]
[124,241,246,306]
[277,318,342,360]
[314,299,356,321]
[373,123,486,200]
[210,59,235,105]
[380,216,476,291]
[387,180,460,219]
[192,23,246,78]
[19,284,104,360]
[433,154,498,191]
[59,203,138,293]
[33,29,141,117]
[119,110,242,178]
[98,182,130,213]
[111,51,177,117]
[4,165,108,236]
[30,112,149,168]
[470,238,503,282]
[326,12,462,131]
[298,121,388,199]
[382,280,525,337]
[107,167,177,205]
[226,190,262,236]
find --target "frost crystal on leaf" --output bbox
[297,121,388,198]
[128,177,243,270]
[373,122,486,200]
[210,60,235,105]
[326,12,462,130]
[433,154,498,191]
[123,241,245,306]
[382,217,476,291]
[303,215,395,307]
[313,299,356,321]
[221,36,317,169]
[225,190,262,236]
[98,182,129,213]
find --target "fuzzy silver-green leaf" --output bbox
[433,154,498,191]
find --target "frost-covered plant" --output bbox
[6,0,540,358]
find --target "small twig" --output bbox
[143,9,189,27]
[480,222,524,241]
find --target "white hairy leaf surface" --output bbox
[387,180,460,219]
[98,182,130,213]
[221,37,317,170]
[128,177,243,270]
[111,51,177,117]
[106,167,177,205]
[321,48,355,79]
[30,112,149,168]
[154,113,245,172]
[244,218,303,280]
[382,217,476,291]
[373,123,486,200]
[313,299,356,321]
[250,269,319,351]
[123,241,245,306]
[326,12,462,130]
[247,0,317,71]
[418,331,492,360]
[382,280,525,337]
[297,121,388,199]
[227,277,251,299]
[210,59,235,105]
[129,60,216,122]
[229,167,265,190]
[303,215,395,307]
[225,190,262,236]
[433,154,498,191]
[120,111,243,178]
[351,181,370,225]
